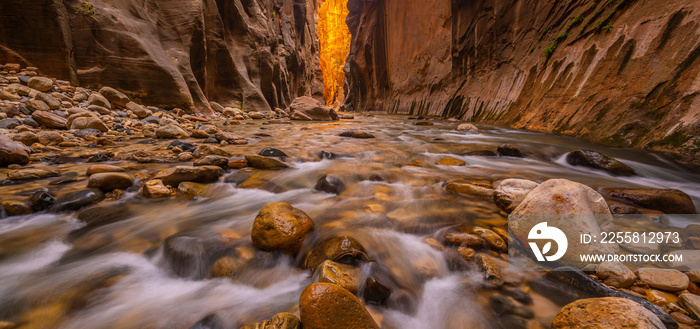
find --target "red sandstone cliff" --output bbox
[344,0,700,169]
[0,0,323,114]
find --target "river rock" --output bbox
[304,236,370,270]
[214,131,247,144]
[69,117,109,132]
[31,111,66,129]
[493,178,539,213]
[567,150,637,176]
[602,188,696,214]
[11,131,38,146]
[248,111,265,119]
[27,77,53,91]
[88,105,111,115]
[314,175,346,194]
[313,260,362,294]
[299,283,380,329]
[28,189,55,211]
[596,261,636,288]
[193,155,228,168]
[0,118,21,129]
[552,297,665,329]
[153,165,224,186]
[446,181,494,198]
[35,93,61,110]
[142,179,173,198]
[414,120,433,126]
[469,226,508,252]
[437,157,466,166]
[86,165,124,175]
[99,87,129,108]
[457,123,480,133]
[289,96,338,121]
[364,276,391,305]
[241,312,301,329]
[258,147,287,158]
[7,169,59,180]
[0,133,30,166]
[87,172,135,192]
[638,269,689,292]
[193,145,230,158]
[497,144,524,157]
[126,102,149,118]
[89,93,111,109]
[251,202,314,255]
[245,155,288,170]
[25,99,50,112]
[156,124,189,139]
[442,232,485,249]
[510,179,618,267]
[339,130,375,139]
[36,131,64,145]
[53,189,105,212]
[679,293,700,319]
[1,200,32,216]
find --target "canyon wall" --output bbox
[344,0,700,169]
[0,0,323,114]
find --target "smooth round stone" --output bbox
[300,283,379,329]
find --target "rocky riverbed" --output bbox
[1,64,700,329]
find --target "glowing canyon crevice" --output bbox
[318,0,351,106]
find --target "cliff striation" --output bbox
[344,0,700,169]
[0,0,323,114]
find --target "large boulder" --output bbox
[602,188,696,214]
[493,179,539,213]
[289,97,338,121]
[0,133,30,166]
[251,202,314,255]
[552,297,664,329]
[300,283,380,329]
[566,150,637,176]
[510,179,618,267]
[153,166,223,186]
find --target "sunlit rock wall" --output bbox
[318,0,351,105]
[344,0,700,169]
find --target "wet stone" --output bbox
[258,147,287,158]
[28,188,55,212]
[251,202,314,255]
[52,189,105,212]
[304,236,370,270]
[314,175,346,194]
[497,144,524,157]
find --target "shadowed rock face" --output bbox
[0,0,323,115]
[344,0,700,169]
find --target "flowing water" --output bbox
[0,115,699,329]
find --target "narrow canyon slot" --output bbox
[318,0,351,106]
